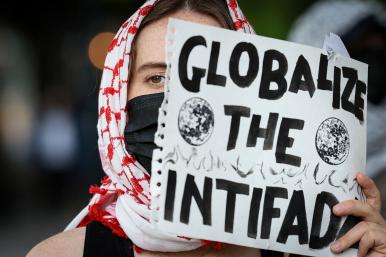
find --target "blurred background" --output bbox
[0,0,385,256]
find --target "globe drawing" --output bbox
[315,117,350,165]
[178,97,214,146]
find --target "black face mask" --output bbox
[124,93,164,173]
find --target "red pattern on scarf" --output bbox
[75,0,254,251]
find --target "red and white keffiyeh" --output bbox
[65,0,255,252]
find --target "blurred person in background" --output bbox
[288,0,386,216]
[32,86,80,206]
[0,24,37,217]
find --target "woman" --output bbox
[27,0,386,257]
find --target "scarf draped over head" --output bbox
[65,0,255,252]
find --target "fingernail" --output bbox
[331,241,342,252]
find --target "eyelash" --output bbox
[145,74,165,87]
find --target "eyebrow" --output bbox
[137,62,167,73]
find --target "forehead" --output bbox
[134,10,223,66]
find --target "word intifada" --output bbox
[164,170,359,250]
[178,36,367,122]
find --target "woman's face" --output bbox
[127,10,223,100]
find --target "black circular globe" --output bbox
[178,97,214,146]
[315,117,350,165]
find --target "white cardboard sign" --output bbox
[151,19,368,257]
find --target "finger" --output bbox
[331,221,366,253]
[356,172,381,210]
[333,200,383,223]
[330,221,377,254]
[358,231,376,257]
[367,251,385,257]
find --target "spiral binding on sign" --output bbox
[150,21,176,224]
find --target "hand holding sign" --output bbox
[331,173,386,257]
[150,19,380,257]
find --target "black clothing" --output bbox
[84,222,135,257]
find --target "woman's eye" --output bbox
[148,75,165,86]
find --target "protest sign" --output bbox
[150,19,368,257]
